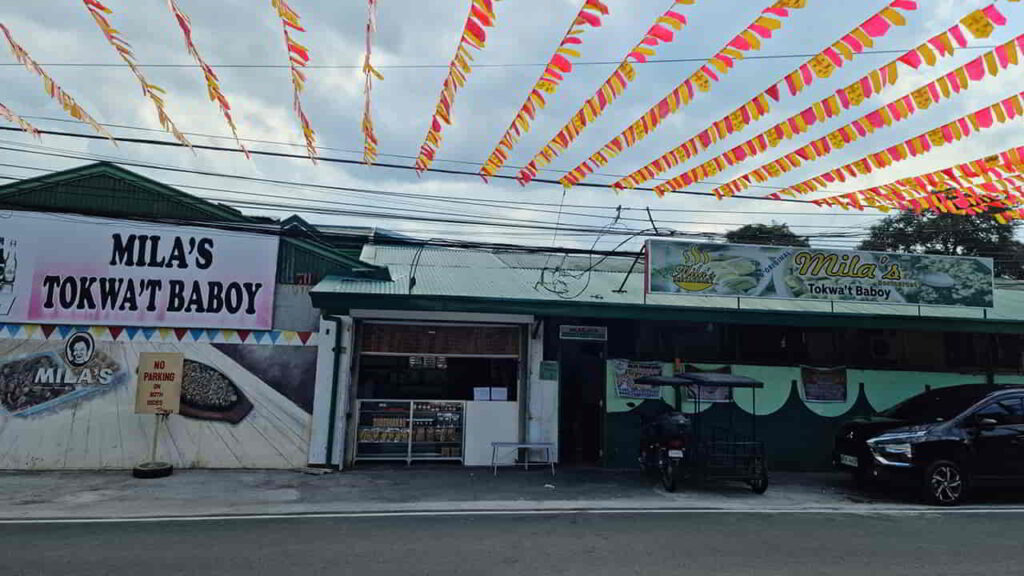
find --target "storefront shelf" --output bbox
[411,441,462,445]
[355,399,466,464]
[357,441,409,445]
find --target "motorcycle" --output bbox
[631,398,691,492]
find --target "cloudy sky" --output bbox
[2,0,1023,252]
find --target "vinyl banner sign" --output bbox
[646,240,994,308]
[0,211,278,328]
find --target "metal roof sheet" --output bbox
[313,244,1024,322]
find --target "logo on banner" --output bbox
[64,331,95,368]
[671,245,716,292]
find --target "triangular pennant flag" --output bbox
[23,325,40,340]
[173,328,189,342]
[58,325,73,339]
[297,331,312,345]
[268,331,282,344]
[89,326,107,339]
[220,329,234,343]
[190,328,206,342]
[109,326,124,341]
[125,327,140,341]
[41,325,56,339]
[206,329,220,342]
[144,327,159,341]
[237,330,251,343]
[281,331,297,344]
[6,324,20,337]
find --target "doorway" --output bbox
[559,340,607,465]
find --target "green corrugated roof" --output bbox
[311,244,1024,334]
[0,162,388,282]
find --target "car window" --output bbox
[972,397,1024,425]
[881,387,993,422]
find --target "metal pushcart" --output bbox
[635,373,768,494]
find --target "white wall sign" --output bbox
[559,325,608,341]
[0,210,278,329]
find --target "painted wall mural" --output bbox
[0,323,317,469]
[604,360,1013,470]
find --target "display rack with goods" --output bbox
[355,400,464,463]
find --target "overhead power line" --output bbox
[0,162,876,236]
[14,114,802,193]
[0,125,814,203]
[0,157,1016,257]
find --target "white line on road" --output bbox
[3,507,1024,524]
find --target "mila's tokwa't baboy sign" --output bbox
[645,240,995,308]
[0,211,278,328]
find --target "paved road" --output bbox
[3,511,1023,575]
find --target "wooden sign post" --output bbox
[133,352,184,479]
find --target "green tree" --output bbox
[858,212,1024,279]
[725,223,809,247]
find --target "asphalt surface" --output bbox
[3,511,1024,576]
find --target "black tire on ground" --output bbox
[133,461,174,479]
[750,458,768,494]
[853,468,874,490]
[922,460,966,506]
[661,460,678,493]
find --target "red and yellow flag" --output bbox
[0,23,114,143]
[479,0,609,180]
[766,92,1024,201]
[515,0,693,185]
[714,33,1022,199]
[271,0,317,162]
[415,0,503,173]
[362,0,382,165]
[0,101,41,139]
[165,0,248,157]
[554,0,813,188]
[84,0,191,149]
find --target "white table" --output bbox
[490,442,555,476]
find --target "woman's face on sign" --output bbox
[72,342,90,364]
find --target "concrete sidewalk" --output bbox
[1,466,1023,519]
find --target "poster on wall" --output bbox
[801,366,848,403]
[645,240,994,308]
[0,327,316,469]
[682,364,733,403]
[0,210,279,329]
[611,359,664,399]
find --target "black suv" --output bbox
[834,384,1024,505]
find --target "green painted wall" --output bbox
[603,361,1010,470]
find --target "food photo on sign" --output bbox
[0,331,127,417]
[646,240,995,308]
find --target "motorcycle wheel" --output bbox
[660,459,679,493]
[749,458,768,495]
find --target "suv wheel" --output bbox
[923,460,966,506]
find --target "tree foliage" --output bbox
[724,223,809,247]
[858,212,1024,279]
